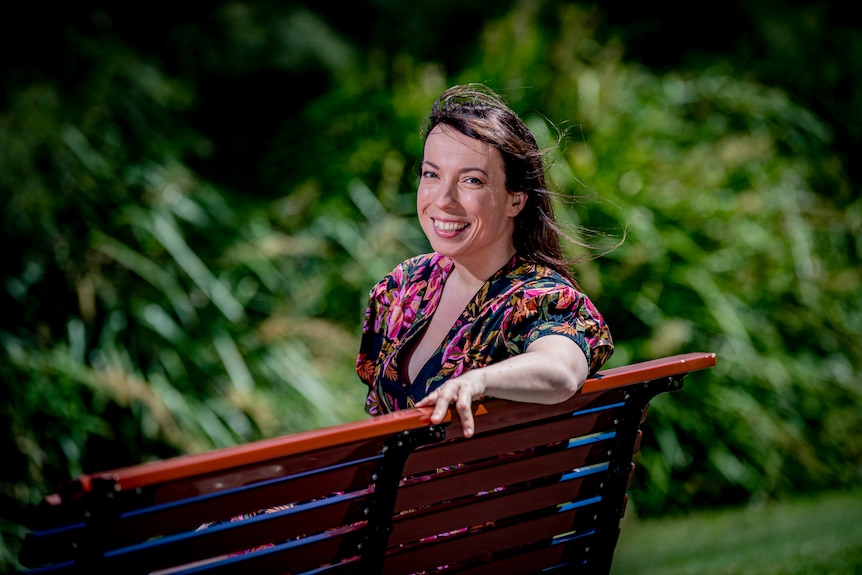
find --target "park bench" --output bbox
[19,351,715,575]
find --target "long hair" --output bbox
[422,84,583,286]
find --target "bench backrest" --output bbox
[19,352,715,574]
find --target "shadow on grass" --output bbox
[611,490,862,575]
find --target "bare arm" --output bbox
[414,335,589,437]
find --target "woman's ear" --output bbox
[509,192,527,216]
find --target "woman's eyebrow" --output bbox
[422,160,489,176]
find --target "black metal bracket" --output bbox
[587,374,687,574]
[359,424,447,572]
[67,477,123,572]
[609,375,685,473]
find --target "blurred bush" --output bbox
[454,1,861,515]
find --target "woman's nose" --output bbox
[434,179,458,208]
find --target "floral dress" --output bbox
[356,252,614,415]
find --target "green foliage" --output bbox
[1,0,861,571]
[0,9,391,569]
[453,1,862,515]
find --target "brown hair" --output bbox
[422,84,583,286]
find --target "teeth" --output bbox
[434,220,469,232]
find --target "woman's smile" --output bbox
[432,218,470,234]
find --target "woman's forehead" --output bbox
[424,125,502,168]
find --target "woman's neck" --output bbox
[448,250,516,288]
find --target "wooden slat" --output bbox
[120,456,379,537]
[391,470,605,546]
[403,402,620,476]
[447,545,580,575]
[395,440,612,516]
[383,503,601,575]
[162,523,363,575]
[581,352,715,392]
[436,387,629,445]
[25,455,381,567]
[56,409,435,501]
[102,492,369,573]
[433,351,715,444]
[149,436,386,505]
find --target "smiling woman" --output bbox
[355,84,614,437]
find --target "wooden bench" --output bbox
[19,352,715,575]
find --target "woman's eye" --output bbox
[422,170,438,179]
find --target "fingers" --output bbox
[413,390,449,424]
[430,392,450,426]
[414,380,478,437]
[455,382,475,437]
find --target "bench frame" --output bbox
[19,352,715,574]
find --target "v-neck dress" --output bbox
[356,252,614,415]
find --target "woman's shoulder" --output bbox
[508,257,580,294]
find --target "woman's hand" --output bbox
[414,335,589,438]
[414,372,487,438]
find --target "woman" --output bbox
[356,84,614,437]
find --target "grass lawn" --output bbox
[610,490,862,575]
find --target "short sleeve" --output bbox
[503,285,613,375]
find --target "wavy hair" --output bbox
[422,84,588,286]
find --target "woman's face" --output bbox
[417,125,525,272]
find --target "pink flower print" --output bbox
[386,301,406,340]
[441,323,472,363]
[385,280,426,339]
[555,286,581,310]
[522,288,547,300]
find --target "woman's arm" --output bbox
[414,334,589,437]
